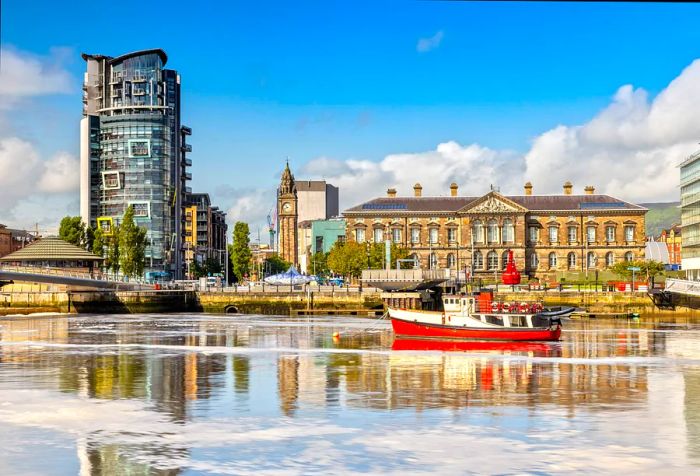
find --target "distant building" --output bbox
[184,193,228,277]
[0,224,35,258]
[344,181,646,280]
[276,162,340,268]
[659,224,682,268]
[80,49,192,279]
[311,219,346,254]
[681,151,700,279]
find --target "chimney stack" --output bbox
[413,183,422,197]
[387,188,397,198]
[584,185,595,195]
[563,181,573,195]
[524,182,533,196]
[450,182,458,197]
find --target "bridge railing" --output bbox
[0,264,150,285]
[664,278,700,297]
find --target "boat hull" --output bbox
[390,315,561,341]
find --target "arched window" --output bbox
[472,220,484,244]
[548,252,557,269]
[429,252,438,270]
[606,252,614,267]
[502,218,514,243]
[447,253,456,269]
[567,252,577,270]
[530,253,539,269]
[587,252,597,269]
[473,250,483,270]
[487,219,499,244]
[487,250,498,270]
[502,251,509,270]
[625,251,634,262]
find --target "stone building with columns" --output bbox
[342,182,647,281]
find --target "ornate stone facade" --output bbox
[277,162,299,266]
[343,183,647,281]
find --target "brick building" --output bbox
[659,224,682,267]
[343,182,647,281]
[0,224,35,259]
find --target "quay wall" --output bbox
[197,291,383,314]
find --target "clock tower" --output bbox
[277,161,298,266]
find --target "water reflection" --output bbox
[0,315,699,474]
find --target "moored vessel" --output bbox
[389,291,570,342]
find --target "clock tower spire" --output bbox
[277,160,298,266]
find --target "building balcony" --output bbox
[184,172,192,181]
[184,158,192,167]
[181,144,192,153]
[184,186,192,194]
[181,125,192,136]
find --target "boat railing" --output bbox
[475,300,545,314]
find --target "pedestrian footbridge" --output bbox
[0,265,151,290]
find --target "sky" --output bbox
[2,1,700,236]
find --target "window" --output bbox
[509,315,527,327]
[392,228,401,243]
[472,220,484,243]
[429,253,438,270]
[548,252,557,269]
[355,228,365,243]
[447,253,456,269]
[487,251,498,270]
[411,227,420,244]
[568,226,578,243]
[374,228,384,243]
[606,226,615,243]
[625,251,634,262]
[447,228,457,243]
[606,252,614,267]
[473,250,483,270]
[530,253,539,269]
[567,252,577,270]
[487,220,499,243]
[429,228,439,245]
[587,226,596,243]
[549,226,558,243]
[502,251,509,270]
[502,219,514,243]
[528,226,539,243]
[624,225,635,242]
[587,252,597,269]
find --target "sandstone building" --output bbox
[343,182,647,281]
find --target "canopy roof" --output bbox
[0,236,104,262]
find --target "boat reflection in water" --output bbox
[391,337,561,356]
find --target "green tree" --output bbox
[58,216,86,247]
[230,222,252,282]
[108,225,120,275]
[367,243,410,269]
[327,241,367,279]
[84,226,95,252]
[309,251,329,276]
[93,227,105,269]
[610,260,665,280]
[264,254,291,275]
[118,206,148,278]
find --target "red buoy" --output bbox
[501,249,521,285]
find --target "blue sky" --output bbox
[3,1,700,231]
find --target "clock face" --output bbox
[282,202,292,213]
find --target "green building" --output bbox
[311,219,346,254]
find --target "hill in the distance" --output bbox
[640,202,680,237]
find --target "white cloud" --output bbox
[416,31,444,53]
[0,47,73,105]
[37,151,80,193]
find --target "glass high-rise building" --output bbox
[80,49,191,279]
[681,151,700,279]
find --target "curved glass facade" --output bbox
[81,49,190,277]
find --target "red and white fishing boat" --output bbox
[389,291,570,342]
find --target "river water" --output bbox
[1,314,700,475]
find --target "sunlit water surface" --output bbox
[1,313,700,475]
